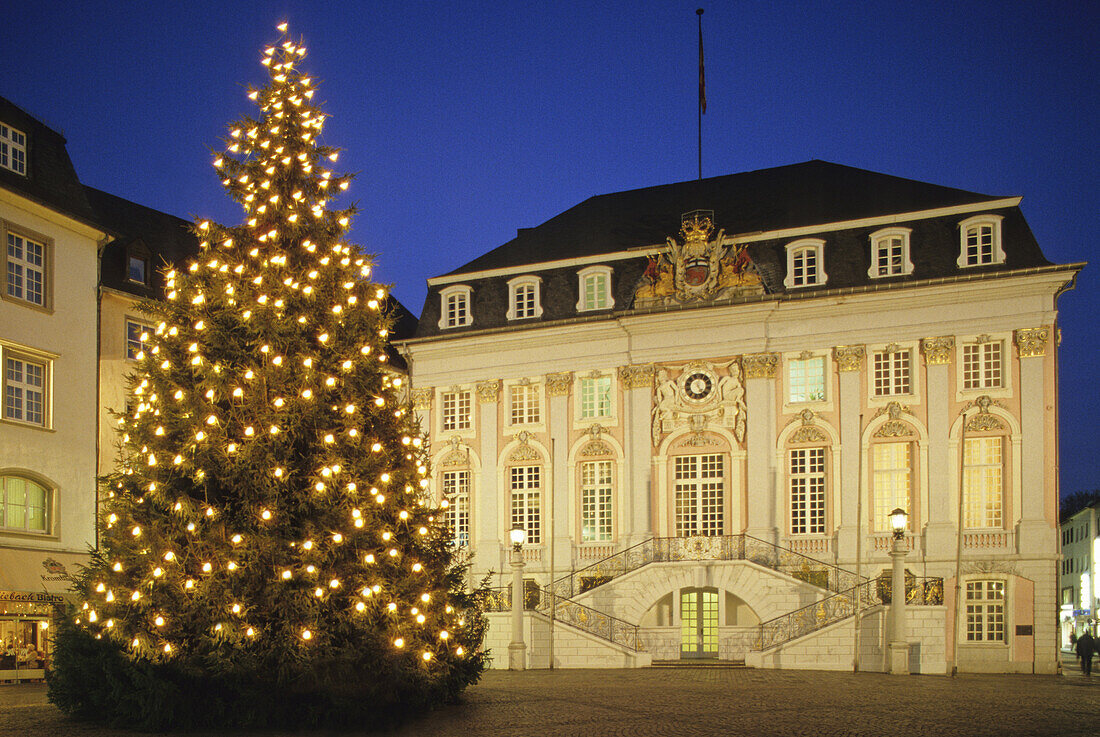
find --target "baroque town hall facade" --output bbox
[402,161,1081,674]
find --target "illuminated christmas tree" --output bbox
[49,24,485,730]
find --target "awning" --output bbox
[0,548,89,602]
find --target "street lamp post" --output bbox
[888,507,909,675]
[508,524,526,671]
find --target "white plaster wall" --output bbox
[483,611,652,669]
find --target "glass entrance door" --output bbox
[680,587,719,659]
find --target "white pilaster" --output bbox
[475,381,500,575]
[744,353,778,545]
[1016,328,1054,555]
[834,345,864,561]
[921,337,955,556]
[621,365,655,546]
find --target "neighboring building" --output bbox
[402,160,1083,673]
[1059,503,1098,647]
[0,98,108,656]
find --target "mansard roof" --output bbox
[0,96,98,227]
[85,186,199,298]
[444,160,1019,276]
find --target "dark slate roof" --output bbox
[445,160,1009,276]
[84,186,199,298]
[0,96,98,227]
[383,294,418,372]
[414,161,1055,339]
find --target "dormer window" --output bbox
[783,239,827,289]
[438,285,472,329]
[957,215,1005,268]
[507,275,543,320]
[577,266,614,312]
[868,227,913,278]
[0,123,26,175]
[128,253,149,284]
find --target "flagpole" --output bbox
[697,8,705,180]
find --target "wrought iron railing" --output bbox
[548,534,865,602]
[481,585,642,651]
[755,576,945,651]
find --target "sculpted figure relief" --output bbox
[651,361,747,446]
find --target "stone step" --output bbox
[649,660,748,668]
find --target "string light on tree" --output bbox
[52,23,485,731]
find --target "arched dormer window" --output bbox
[438,285,472,329]
[957,215,1005,268]
[868,227,913,278]
[783,239,827,289]
[576,265,614,312]
[507,275,543,321]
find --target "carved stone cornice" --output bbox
[742,352,778,379]
[963,395,1006,432]
[619,364,657,389]
[834,345,865,372]
[1015,327,1049,358]
[787,409,828,444]
[873,401,914,438]
[411,388,433,411]
[921,336,955,366]
[545,372,574,396]
[507,430,541,462]
[476,380,500,403]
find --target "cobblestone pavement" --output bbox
[3,664,1099,737]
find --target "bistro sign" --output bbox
[0,591,65,604]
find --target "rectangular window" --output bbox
[510,465,541,545]
[583,273,608,310]
[788,356,825,403]
[509,384,540,425]
[442,470,470,547]
[0,124,27,175]
[581,460,613,542]
[441,390,471,431]
[126,320,153,361]
[965,225,995,266]
[674,454,724,537]
[792,248,818,286]
[790,447,826,534]
[873,350,911,396]
[875,236,906,276]
[6,232,45,306]
[128,255,148,284]
[4,356,46,425]
[965,580,1005,642]
[963,342,1003,390]
[1,477,48,533]
[963,437,1003,528]
[514,283,536,319]
[580,376,612,419]
[444,292,468,328]
[872,442,911,532]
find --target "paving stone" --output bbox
[1,661,1099,736]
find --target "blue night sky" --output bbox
[3,1,1097,496]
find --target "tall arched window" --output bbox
[963,434,1005,529]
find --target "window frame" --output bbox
[437,284,473,329]
[673,453,725,537]
[867,227,913,278]
[125,319,154,361]
[2,348,51,429]
[577,373,614,422]
[580,458,615,542]
[0,123,27,176]
[789,446,827,535]
[783,238,827,289]
[439,389,473,433]
[441,469,471,548]
[957,215,1005,268]
[955,334,1012,400]
[127,252,150,285]
[964,579,1006,644]
[506,275,543,321]
[576,265,614,312]
[962,435,1005,530]
[3,223,52,312]
[871,441,913,533]
[784,352,829,408]
[508,381,542,427]
[509,464,542,545]
[0,474,51,535]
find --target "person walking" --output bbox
[1075,630,1096,676]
